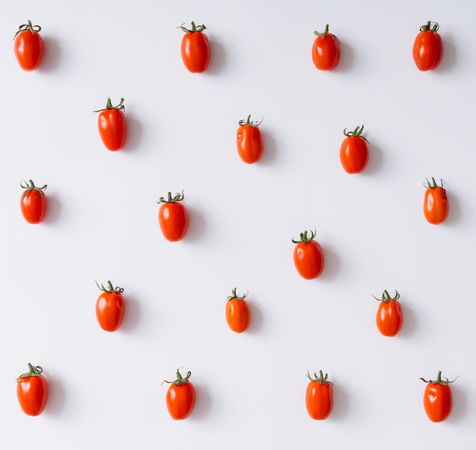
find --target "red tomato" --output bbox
[17,363,48,416]
[236,115,263,164]
[420,371,455,422]
[157,191,189,242]
[306,370,333,420]
[164,369,196,420]
[178,22,210,73]
[95,280,125,332]
[340,125,369,174]
[292,230,324,279]
[413,21,443,71]
[14,20,44,71]
[20,179,47,224]
[226,288,251,333]
[423,177,449,224]
[95,98,127,151]
[374,290,403,337]
[312,24,340,71]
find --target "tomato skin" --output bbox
[226,299,251,333]
[98,108,127,151]
[306,381,333,420]
[413,27,443,71]
[376,300,403,337]
[340,136,368,173]
[237,124,263,164]
[423,383,452,422]
[312,28,340,71]
[294,240,324,280]
[166,382,196,420]
[20,183,47,224]
[181,32,210,73]
[159,202,189,242]
[424,186,448,224]
[17,366,48,416]
[96,291,125,332]
[14,29,44,71]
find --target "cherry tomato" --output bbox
[420,371,455,422]
[14,20,44,71]
[95,280,125,332]
[164,369,196,420]
[413,21,443,71]
[423,177,449,224]
[306,370,333,420]
[20,179,47,224]
[292,230,324,280]
[17,363,48,416]
[95,98,127,151]
[374,290,403,337]
[312,24,340,71]
[178,22,210,73]
[157,191,189,242]
[226,288,251,333]
[340,125,369,174]
[236,115,263,164]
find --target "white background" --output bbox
[0,0,475,448]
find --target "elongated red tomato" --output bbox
[96,280,125,332]
[420,371,455,422]
[226,288,251,333]
[17,363,48,416]
[20,179,47,224]
[423,177,448,224]
[306,370,333,420]
[340,125,369,173]
[413,21,443,71]
[14,20,44,71]
[312,24,340,71]
[374,290,403,337]
[178,22,210,73]
[236,115,263,164]
[95,98,127,151]
[164,369,196,420]
[157,191,189,241]
[293,230,324,279]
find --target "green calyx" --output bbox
[343,124,368,142]
[424,177,444,189]
[94,97,125,113]
[17,363,43,382]
[20,179,47,192]
[420,370,456,385]
[420,21,439,33]
[238,115,263,127]
[177,21,206,33]
[313,24,330,38]
[292,229,316,244]
[163,368,192,386]
[307,370,332,384]
[373,289,400,302]
[227,287,248,301]
[96,280,124,294]
[157,190,185,204]
[14,20,41,39]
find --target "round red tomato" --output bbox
[413,21,443,71]
[164,369,196,420]
[420,371,455,422]
[20,179,47,224]
[17,363,48,416]
[96,280,125,332]
[423,178,448,224]
[14,20,44,71]
[374,290,403,337]
[312,24,340,71]
[340,125,369,174]
[178,22,210,73]
[236,115,263,164]
[157,191,189,242]
[226,288,251,333]
[306,370,333,420]
[292,230,324,279]
[95,98,127,151]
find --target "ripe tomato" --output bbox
[423,177,449,224]
[413,21,443,71]
[340,125,369,174]
[178,22,210,73]
[157,191,189,242]
[306,370,333,420]
[236,115,263,164]
[226,288,251,333]
[374,290,403,337]
[164,369,196,420]
[312,24,340,71]
[17,363,48,416]
[95,98,127,151]
[420,371,455,422]
[14,20,44,71]
[292,230,324,279]
[95,280,125,332]
[20,179,47,224]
